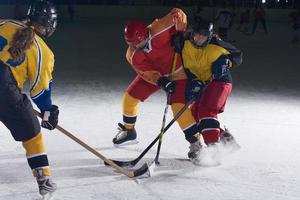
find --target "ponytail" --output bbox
[9,26,35,62]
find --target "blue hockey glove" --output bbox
[157,77,176,95]
[41,105,59,130]
[212,55,230,80]
[185,79,205,101]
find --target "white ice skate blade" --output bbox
[113,139,139,147]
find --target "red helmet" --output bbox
[124,20,148,46]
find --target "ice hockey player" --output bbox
[113,8,205,160]
[0,0,58,197]
[214,1,234,41]
[172,18,242,165]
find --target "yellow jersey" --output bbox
[0,19,54,111]
[182,40,231,81]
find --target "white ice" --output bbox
[1,6,300,200]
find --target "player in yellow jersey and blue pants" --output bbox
[0,0,58,197]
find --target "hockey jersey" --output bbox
[126,8,187,85]
[0,19,54,111]
[182,40,231,82]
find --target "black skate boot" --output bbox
[188,140,202,164]
[34,168,57,198]
[112,123,138,146]
[220,127,240,150]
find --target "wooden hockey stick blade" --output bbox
[104,159,136,168]
[33,109,149,178]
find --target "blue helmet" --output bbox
[27,0,58,38]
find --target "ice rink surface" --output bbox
[1,6,300,200]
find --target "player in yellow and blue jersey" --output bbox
[0,0,58,197]
[172,18,242,165]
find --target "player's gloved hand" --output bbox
[41,105,59,130]
[185,79,205,101]
[212,55,230,80]
[171,32,184,53]
[157,77,176,95]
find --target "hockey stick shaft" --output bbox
[33,109,148,178]
[106,98,194,167]
[154,95,169,164]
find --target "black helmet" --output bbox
[190,18,214,48]
[27,0,58,38]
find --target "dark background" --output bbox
[1,1,300,98]
[3,0,300,8]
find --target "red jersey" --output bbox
[126,8,187,84]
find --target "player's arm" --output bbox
[210,35,243,68]
[31,80,53,112]
[169,8,187,32]
[29,48,58,130]
[152,8,187,34]
[211,54,231,80]
[126,47,161,85]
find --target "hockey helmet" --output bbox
[124,20,148,46]
[190,18,214,47]
[27,0,58,38]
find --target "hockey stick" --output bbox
[154,94,170,165]
[33,109,150,178]
[104,98,194,168]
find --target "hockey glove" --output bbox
[185,79,205,101]
[171,32,185,53]
[41,105,59,130]
[157,77,176,95]
[212,55,230,80]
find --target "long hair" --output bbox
[9,26,35,62]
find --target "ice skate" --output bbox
[113,123,138,147]
[34,169,57,199]
[187,140,202,165]
[220,127,240,152]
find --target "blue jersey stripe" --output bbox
[30,39,42,92]
[31,89,45,100]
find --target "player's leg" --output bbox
[196,80,232,145]
[113,75,159,145]
[0,64,56,196]
[170,79,202,161]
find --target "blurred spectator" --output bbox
[215,1,234,41]
[288,8,300,44]
[251,4,268,34]
[237,8,250,33]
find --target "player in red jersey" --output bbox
[113,8,201,159]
